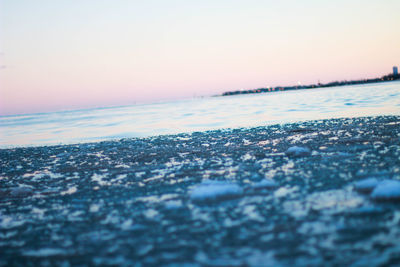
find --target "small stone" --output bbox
[285,146,311,157]
[251,179,277,190]
[10,187,33,197]
[190,180,243,203]
[354,178,379,193]
[371,180,400,201]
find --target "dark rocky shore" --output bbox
[1,116,400,266]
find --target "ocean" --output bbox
[2,82,400,266]
[1,81,400,148]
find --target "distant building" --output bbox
[394,66,399,76]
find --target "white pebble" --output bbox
[354,178,379,193]
[371,180,400,200]
[251,179,277,189]
[190,181,243,203]
[285,146,311,157]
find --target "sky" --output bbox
[0,0,399,115]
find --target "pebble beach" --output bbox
[1,115,400,266]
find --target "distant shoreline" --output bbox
[221,72,400,96]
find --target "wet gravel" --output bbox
[1,115,400,266]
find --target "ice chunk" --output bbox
[91,173,109,186]
[354,178,379,193]
[10,186,33,197]
[164,200,183,210]
[274,186,298,198]
[89,204,101,213]
[0,216,25,229]
[371,180,400,200]
[190,180,243,203]
[23,248,67,257]
[120,219,133,230]
[285,146,311,157]
[60,186,77,195]
[251,179,277,189]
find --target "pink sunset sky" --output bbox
[0,0,399,115]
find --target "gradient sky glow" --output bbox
[1,0,399,115]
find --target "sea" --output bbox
[1,81,400,148]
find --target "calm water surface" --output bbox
[1,81,400,148]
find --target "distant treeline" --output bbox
[221,73,400,96]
